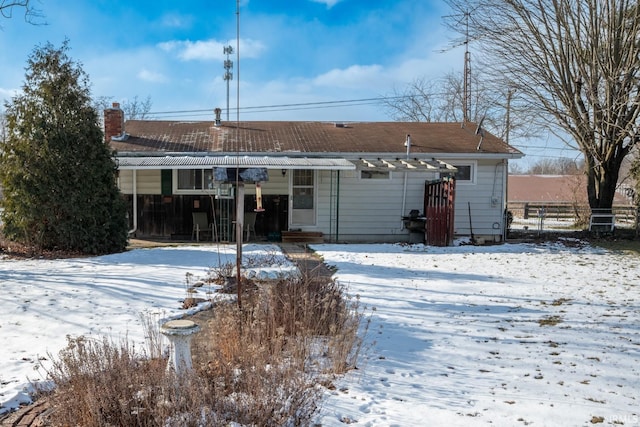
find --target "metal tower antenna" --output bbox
[441,9,474,124]
[223,44,234,121]
[463,10,471,123]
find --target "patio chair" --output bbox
[244,212,257,241]
[192,212,212,241]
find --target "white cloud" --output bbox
[137,69,168,83]
[158,38,266,61]
[159,13,193,29]
[309,0,342,8]
[313,64,386,89]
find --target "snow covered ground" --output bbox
[1,240,639,426]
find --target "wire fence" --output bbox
[507,202,639,235]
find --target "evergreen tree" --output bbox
[0,41,128,254]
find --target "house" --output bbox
[105,104,523,244]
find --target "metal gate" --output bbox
[424,178,456,246]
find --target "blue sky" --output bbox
[0,0,582,167]
[0,0,459,122]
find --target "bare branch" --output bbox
[0,0,44,25]
[445,0,640,209]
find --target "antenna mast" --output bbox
[223,45,234,121]
[463,10,471,123]
[442,8,473,125]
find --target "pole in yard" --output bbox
[234,0,242,310]
[468,202,476,244]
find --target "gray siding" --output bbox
[312,159,508,243]
[315,169,439,242]
[117,160,509,243]
[449,159,507,242]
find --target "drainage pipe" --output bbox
[128,169,138,236]
[400,134,411,229]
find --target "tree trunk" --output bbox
[585,155,623,210]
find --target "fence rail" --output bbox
[507,202,639,231]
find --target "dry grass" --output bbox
[36,267,367,426]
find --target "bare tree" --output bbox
[445,0,640,211]
[121,95,152,120]
[509,162,525,175]
[528,157,583,175]
[93,95,153,120]
[383,77,438,122]
[384,70,537,142]
[630,153,640,207]
[0,0,43,25]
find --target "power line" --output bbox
[137,96,584,163]
[511,144,579,152]
[144,96,405,118]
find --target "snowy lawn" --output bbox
[1,240,639,426]
[312,241,640,427]
[0,244,296,414]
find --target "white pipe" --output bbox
[501,159,508,242]
[128,169,138,236]
[400,134,411,229]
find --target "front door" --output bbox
[290,169,316,226]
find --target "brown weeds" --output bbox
[37,267,366,426]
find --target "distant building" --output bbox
[508,174,631,206]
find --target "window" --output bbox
[445,162,476,184]
[175,169,215,192]
[292,170,314,209]
[360,170,390,180]
[454,165,472,181]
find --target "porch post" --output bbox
[235,183,245,308]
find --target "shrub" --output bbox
[38,269,366,426]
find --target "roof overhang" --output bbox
[115,155,457,173]
[116,155,356,170]
[355,158,457,173]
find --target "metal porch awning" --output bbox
[356,158,457,173]
[116,155,356,170]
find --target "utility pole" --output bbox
[505,89,513,145]
[223,45,234,121]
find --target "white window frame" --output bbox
[173,169,216,194]
[448,161,476,185]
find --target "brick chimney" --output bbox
[104,102,124,143]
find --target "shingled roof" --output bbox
[109,120,522,158]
